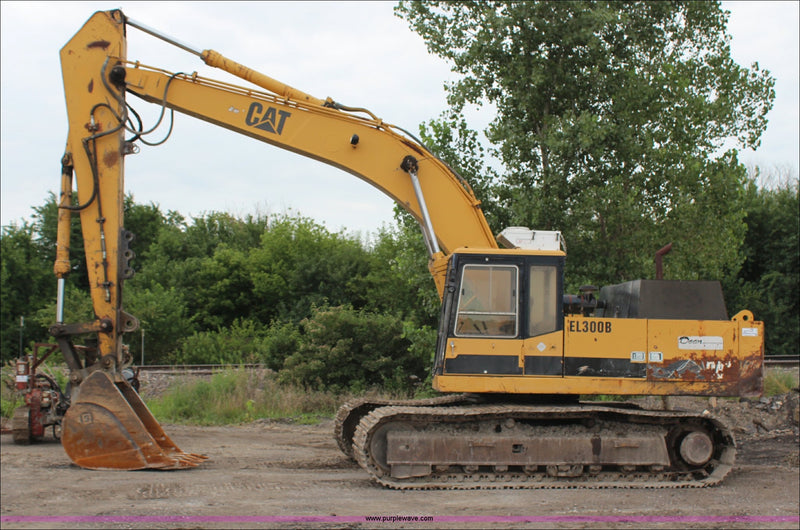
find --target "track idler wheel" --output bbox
[679,430,714,467]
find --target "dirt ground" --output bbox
[1,387,798,529]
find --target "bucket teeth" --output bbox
[175,453,208,466]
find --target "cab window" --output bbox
[528,265,558,337]
[455,264,518,337]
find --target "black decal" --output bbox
[444,355,522,375]
[245,102,262,126]
[248,105,292,135]
[524,356,562,376]
[606,322,612,333]
[254,106,277,133]
[264,107,276,127]
[276,110,291,134]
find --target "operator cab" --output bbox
[434,228,567,379]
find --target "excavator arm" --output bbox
[54,9,496,470]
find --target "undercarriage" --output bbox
[335,396,735,489]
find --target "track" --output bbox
[333,393,477,458]
[340,401,735,490]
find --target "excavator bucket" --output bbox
[61,371,207,470]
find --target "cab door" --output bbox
[522,260,564,376]
[443,260,524,375]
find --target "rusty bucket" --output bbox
[61,370,207,470]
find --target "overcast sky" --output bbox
[1,1,798,238]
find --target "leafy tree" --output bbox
[247,214,372,324]
[29,284,94,365]
[418,113,502,230]
[135,211,270,328]
[0,224,52,361]
[260,320,302,371]
[359,221,440,327]
[726,169,799,356]
[125,284,195,364]
[29,193,178,291]
[189,245,255,329]
[122,198,183,269]
[397,0,775,287]
[29,192,87,290]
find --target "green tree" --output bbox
[357,221,439,327]
[135,211,270,328]
[727,169,799,356]
[122,197,183,270]
[125,284,195,364]
[0,224,52,361]
[247,214,372,324]
[417,113,502,230]
[29,193,178,291]
[397,0,775,287]
[29,192,87,290]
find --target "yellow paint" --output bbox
[433,374,750,397]
[565,316,647,360]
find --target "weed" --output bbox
[1,361,23,421]
[764,370,798,396]
[146,367,350,425]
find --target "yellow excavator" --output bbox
[38,10,763,487]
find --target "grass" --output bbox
[1,361,23,421]
[145,367,354,425]
[1,389,23,422]
[764,369,798,396]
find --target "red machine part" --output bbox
[15,358,30,390]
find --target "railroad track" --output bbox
[764,356,800,368]
[136,357,798,374]
[136,364,269,375]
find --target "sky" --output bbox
[1,1,798,238]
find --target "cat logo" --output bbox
[245,102,291,135]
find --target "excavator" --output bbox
[26,9,763,487]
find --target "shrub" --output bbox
[278,305,424,394]
[172,319,268,365]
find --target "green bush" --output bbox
[279,305,424,394]
[172,319,269,365]
[262,320,302,371]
